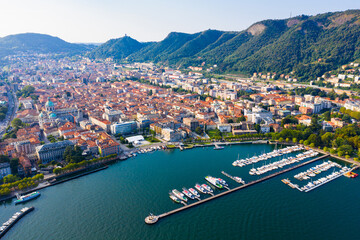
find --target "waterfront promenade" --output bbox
[145,154,329,224]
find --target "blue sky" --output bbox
[0,0,359,43]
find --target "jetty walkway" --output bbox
[145,154,329,224]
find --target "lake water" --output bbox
[1,144,359,240]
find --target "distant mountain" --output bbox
[88,36,151,59]
[0,33,93,57]
[91,9,360,80]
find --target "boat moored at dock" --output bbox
[201,184,213,193]
[195,184,207,194]
[188,188,200,198]
[15,191,41,205]
[182,188,195,199]
[248,150,319,176]
[171,189,187,202]
[169,193,181,203]
[205,176,223,189]
[233,145,304,167]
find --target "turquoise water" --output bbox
[1,144,359,240]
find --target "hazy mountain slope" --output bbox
[0,33,92,57]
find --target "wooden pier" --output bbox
[221,171,245,184]
[145,154,329,224]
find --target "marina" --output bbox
[0,207,34,239]
[2,144,360,240]
[283,159,358,193]
[249,150,319,175]
[294,160,342,180]
[302,167,353,192]
[232,145,304,167]
[146,154,329,224]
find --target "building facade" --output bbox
[0,162,11,179]
[36,140,75,164]
[110,121,137,135]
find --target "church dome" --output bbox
[49,112,57,118]
[45,97,54,107]
[39,112,44,118]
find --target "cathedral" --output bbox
[39,97,83,128]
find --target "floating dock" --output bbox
[0,206,34,239]
[145,154,329,224]
[303,168,355,192]
[221,171,245,184]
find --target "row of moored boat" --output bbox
[294,160,341,180]
[248,150,319,175]
[232,145,304,167]
[301,166,351,192]
[169,176,229,203]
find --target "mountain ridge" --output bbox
[0,32,94,57]
[91,9,360,80]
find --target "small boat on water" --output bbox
[188,188,200,198]
[182,188,195,199]
[195,184,207,194]
[171,189,187,202]
[344,172,359,178]
[234,176,245,184]
[15,192,40,205]
[201,183,214,193]
[217,178,228,187]
[169,193,181,203]
[205,176,223,189]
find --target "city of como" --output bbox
[0,1,360,240]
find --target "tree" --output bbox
[254,124,261,133]
[10,158,19,175]
[195,126,203,135]
[0,113,6,121]
[292,138,297,143]
[63,145,84,163]
[236,116,246,122]
[281,115,298,127]
[0,155,10,163]
[3,174,18,183]
[63,146,73,161]
[310,115,321,132]
[11,118,23,128]
[53,168,62,175]
[338,144,353,156]
[323,111,331,121]
[148,90,153,96]
[321,132,334,147]
[47,135,57,143]
[342,114,351,123]
[307,134,321,147]
[17,85,35,98]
